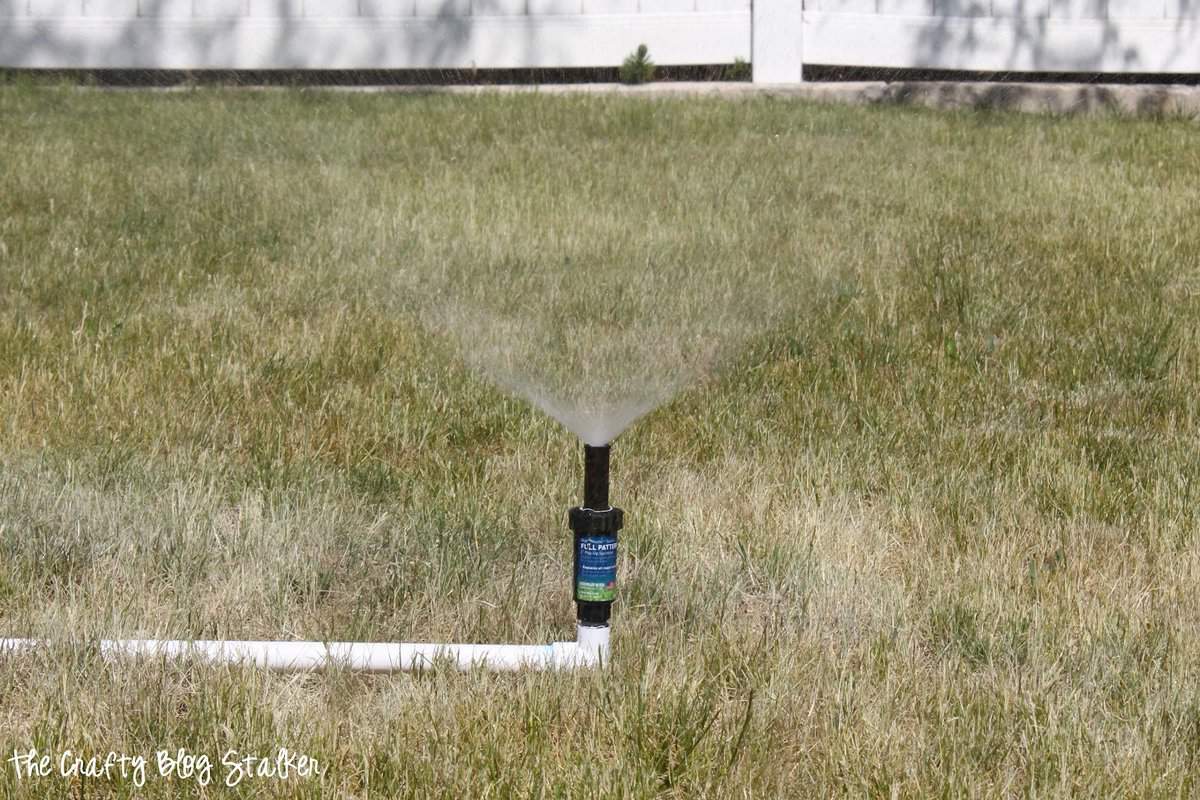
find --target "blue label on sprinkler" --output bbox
[576,535,617,602]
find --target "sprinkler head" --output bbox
[571,444,623,627]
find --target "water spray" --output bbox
[1,442,620,672]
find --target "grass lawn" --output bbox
[1,84,1199,798]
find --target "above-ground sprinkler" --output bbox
[1,442,621,672]
[569,444,623,656]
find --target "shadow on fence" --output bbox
[0,0,570,71]
[2,0,1198,81]
[907,0,1199,74]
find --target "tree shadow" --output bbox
[0,0,575,71]
[908,0,1198,74]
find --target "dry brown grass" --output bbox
[1,84,1199,797]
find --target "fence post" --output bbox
[751,0,803,83]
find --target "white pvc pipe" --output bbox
[0,625,610,673]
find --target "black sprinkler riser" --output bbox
[583,444,611,510]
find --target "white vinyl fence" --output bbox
[0,0,1197,79]
[800,0,1200,75]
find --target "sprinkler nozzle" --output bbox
[583,444,610,509]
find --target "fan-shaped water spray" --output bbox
[415,253,792,445]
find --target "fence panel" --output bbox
[803,0,1200,72]
[0,0,750,68]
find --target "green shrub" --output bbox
[619,44,656,85]
[724,57,751,82]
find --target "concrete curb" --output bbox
[323,80,1200,117]
[47,78,1200,117]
